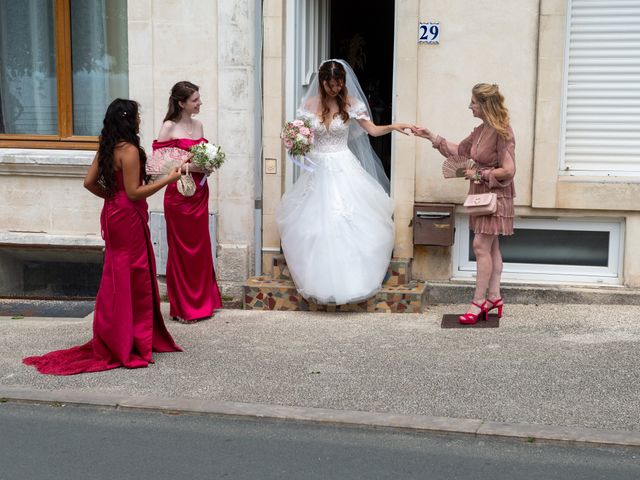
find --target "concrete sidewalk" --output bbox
[1,304,640,446]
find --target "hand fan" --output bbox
[442,157,476,179]
[146,147,192,176]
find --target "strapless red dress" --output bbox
[152,137,222,321]
[23,170,182,375]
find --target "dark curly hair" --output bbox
[318,61,349,124]
[97,99,147,197]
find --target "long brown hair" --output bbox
[472,83,510,139]
[317,61,349,124]
[163,81,199,122]
[97,99,147,198]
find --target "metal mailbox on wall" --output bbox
[413,203,455,246]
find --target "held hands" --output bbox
[389,124,441,142]
[393,123,415,136]
[412,126,436,142]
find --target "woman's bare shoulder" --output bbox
[114,142,139,156]
[302,96,320,111]
[157,120,176,140]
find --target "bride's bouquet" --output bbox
[281,119,313,156]
[189,142,226,173]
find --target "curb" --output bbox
[426,282,640,306]
[2,387,640,448]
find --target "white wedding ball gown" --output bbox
[276,103,395,305]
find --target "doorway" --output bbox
[329,0,395,179]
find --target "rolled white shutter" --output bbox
[563,0,640,175]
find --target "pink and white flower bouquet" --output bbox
[281,119,314,156]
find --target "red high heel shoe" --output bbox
[486,298,504,318]
[459,301,488,325]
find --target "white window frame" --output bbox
[559,0,640,177]
[453,216,624,285]
[284,0,330,190]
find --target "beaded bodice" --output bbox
[299,100,369,155]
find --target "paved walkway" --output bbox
[2,304,640,446]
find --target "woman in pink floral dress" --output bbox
[416,83,516,324]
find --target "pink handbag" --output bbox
[462,192,497,216]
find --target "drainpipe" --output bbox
[254,0,264,275]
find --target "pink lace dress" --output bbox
[152,137,222,321]
[434,125,516,235]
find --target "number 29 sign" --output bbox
[418,22,440,44]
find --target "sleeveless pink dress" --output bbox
[152,137,222,321]
[23,170,182,375]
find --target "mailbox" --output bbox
[413,203,455,246]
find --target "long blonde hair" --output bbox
[472,83,510,139]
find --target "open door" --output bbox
[285,0,330,189]
[329,0,395,180]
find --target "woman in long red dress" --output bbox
[153,81,222,324]
[23,99,183,375]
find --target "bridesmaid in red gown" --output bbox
[23,99,183,375]
[154,81,222,324]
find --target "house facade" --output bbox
[261,0,640,291]
[0,0,260,300]
[1,0,639,303]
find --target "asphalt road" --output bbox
[1,402,639,480]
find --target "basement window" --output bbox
[453,217,624,285]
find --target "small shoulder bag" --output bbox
[462,192,497,216]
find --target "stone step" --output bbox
[384,257,412,287]
[243,276,427,313]
[270,254,413,287]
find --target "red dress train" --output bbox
[152,137,222,322]
[23,171,182,375]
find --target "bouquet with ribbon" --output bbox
[189,142,226,185]
[281,119,315,171]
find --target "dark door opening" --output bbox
[330,0,395,180]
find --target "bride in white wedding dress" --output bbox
[276,59,413,305]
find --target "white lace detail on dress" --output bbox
[348,99,370,121]
[332,192,354,223]
[299,109,349,154]
[299,100,369,155]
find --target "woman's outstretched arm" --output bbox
[357,118,413,137]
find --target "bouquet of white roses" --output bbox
[281,119,313,156]
[189,142,225,174]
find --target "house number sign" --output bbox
[418,22,440,44]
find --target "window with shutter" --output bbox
[561,0,640,175]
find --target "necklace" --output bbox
[182,121,194,137]
[179,115,195,137]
